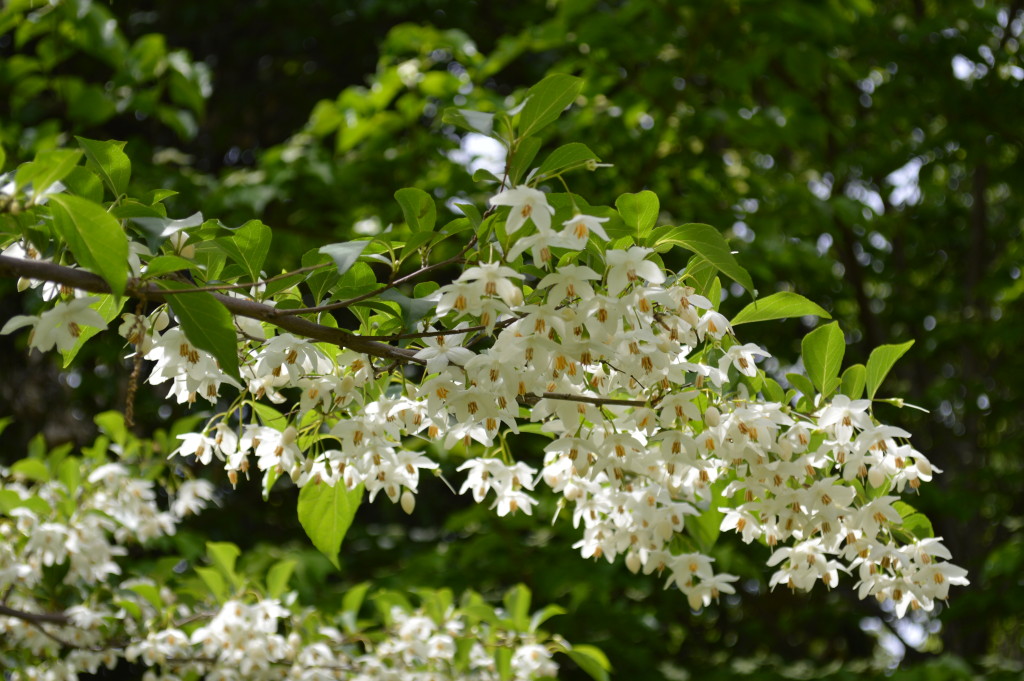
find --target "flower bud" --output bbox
[401,490,415,515]
[153,309,170,331]
[704,406,720,427]
[626,552,642,574]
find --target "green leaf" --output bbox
[682,254,719,300]
[376,288,437,332]
[62,166,104,203]
[565,644,612,681]
[48,194,129,296]
[297,481,363,570]
[518,74,584,138]
[455,203,482,228]
[75,137,131,198]
[507,136,542,186]
[786,372,817,400]
[144,254,198,278]
[840,364,867,399]
[340,581,372,633]
[196,566,228,602]
[688,479,727,552]
[502,584,531,631]
[320,241,370,276]
[58,457,82,495]
[535,142,600,180]
[251,402,288,431]
[441,107,495,136]
[127,582,163,610]
[263,560,296,599]
[18,149,83,201]
[206,541,243,590]
[651,223,755,296]
[801,321,845,396]
[61,294,125,367]
[11,459,50,482]
[95,411,128,446]
[158,281,240,380]
[130,211,204,240]
[893,502,934,540]
[529,604,567,633]
[394,187,437,233]
[763,377,786,403]
[215,219,272,283]
[866,340,915,400]
[615,191,659,240]
[731,291,831,325]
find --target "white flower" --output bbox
[536,265,601,303]
[413,329,475,374]
[560,213,610,248]
[604,247,665,294]
[457,261,524,306]
[718,342,770,379]
[488,185,555,234]
[1,297,106,352]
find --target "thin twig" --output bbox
[152,263,330,295]
[521,392,649,408]
[275,236,477,317]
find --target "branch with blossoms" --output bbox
[0,450,577,680]
[0,254,421,365]
[0,74,968,681]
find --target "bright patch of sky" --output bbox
[886,157,923,207]
[448,132,506,177]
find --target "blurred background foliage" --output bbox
[1,0,1022,678]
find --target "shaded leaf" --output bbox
[395,187,437,233]
[320,241,370,276]
[158,280,240,380]
[566,644,612,681]
[75,136,130,198]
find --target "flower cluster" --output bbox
[0,137,968,681]
[138,182,969,620]
[1,454,564,681]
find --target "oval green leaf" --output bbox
[297,481,363,570]
[801,321,845,396]
[651,223,755,296]
[731,291,831,325]
[48,194,129,296]
[518,74,584,138]
[866,340,915,400]
[158,280,240,380]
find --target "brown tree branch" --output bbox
[0,603,69,626]
[522,392,649,408]
[0,255,424,366]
